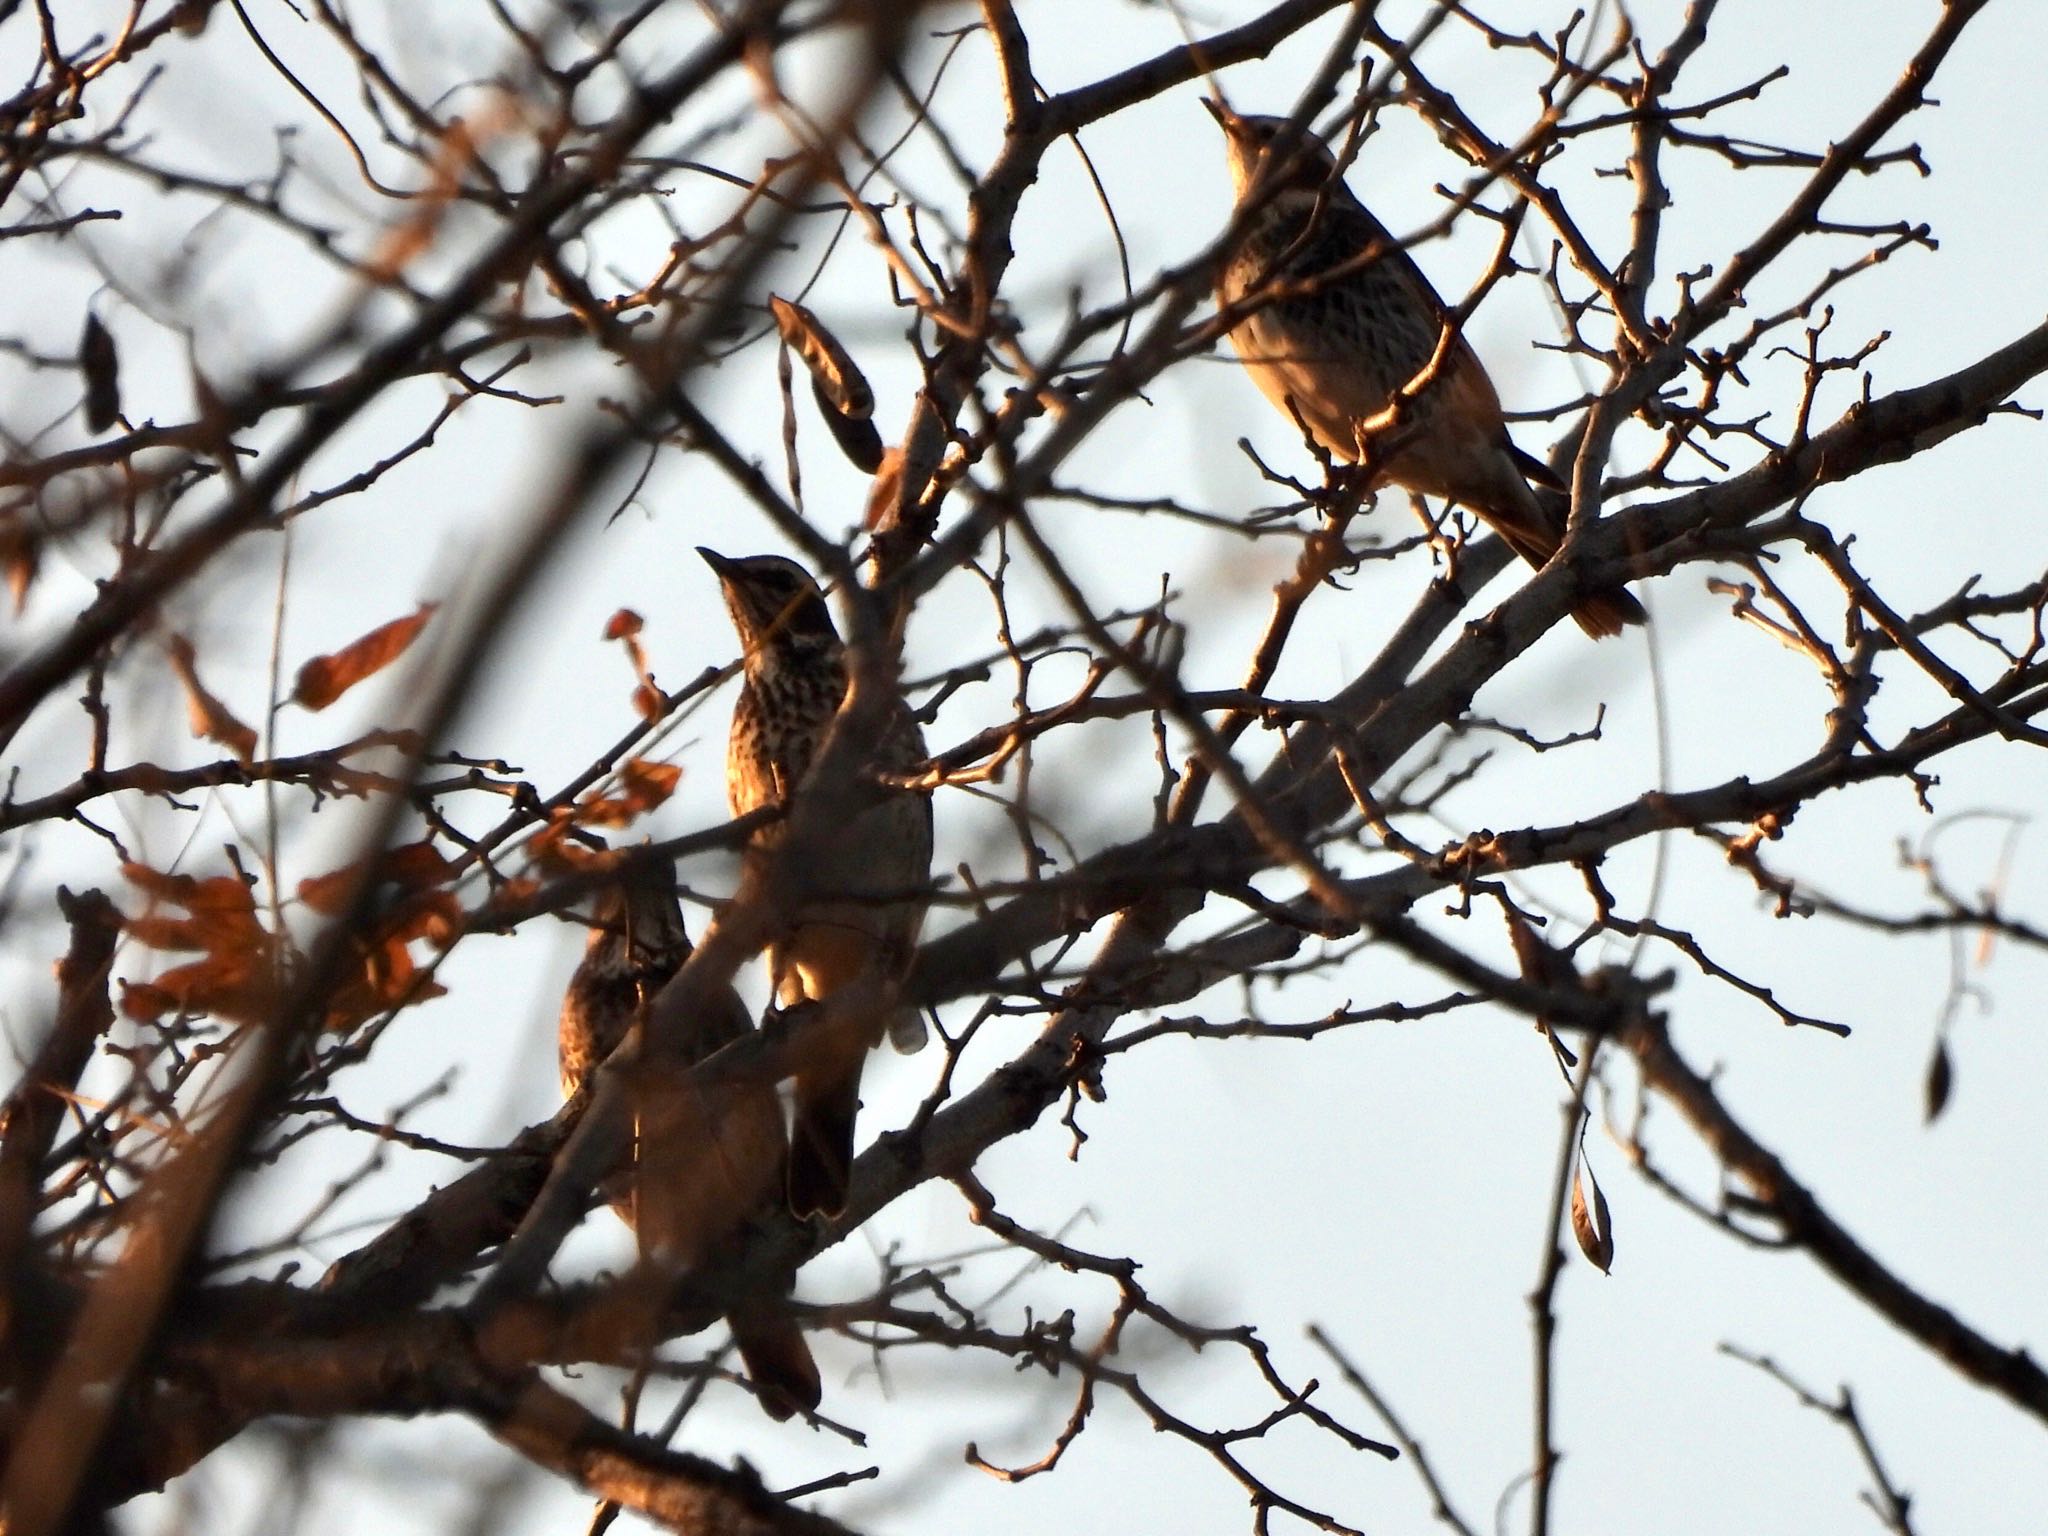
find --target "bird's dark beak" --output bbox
[697,546,736,580]
[1203,95,1257,152]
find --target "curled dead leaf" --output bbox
[1925,1037,1953,1123]
[1,513,40,614]
[1570,1160,1615,1274]
[323,930,448,1033]
[769,294,873,420]
[862,445,906,531]
[121,860,285,1026]
[166,633,258,764]
[123,861,255,918]
[813,379,886,473]
[119,980,175,1023]
[297,840,455,916]
[489,874,542,912]
[618,757,680,810]
[574,757,682,827]
[294,603,438,711]
[81,311,121,434]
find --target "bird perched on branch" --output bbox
[557,856,820,1420]
[1205,98,1645,638]
[700,548,933,1220]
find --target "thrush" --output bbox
[557,855,821,1419]
[700,548,933,1220]
[1206,99,1646,638]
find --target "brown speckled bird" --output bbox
[1207,99,1645,638]
[558,857,821,1419]
[701,549,933,1221]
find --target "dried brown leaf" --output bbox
[381,890,463,949]
[574,759,681,827]
[123,862,257,923]
[119,980,175,1023]
[149,952,277,1023]
[618,758,681,812]
[1,516,39,614]
[1570,1160,1615,1274]
[81,311,120,434]
[324,933,447,1033]
[122,861,201,904]
[862,445,905,531]
[293,603,438,712]
[814,378,885,472]
[769,294,873,420]
[385,840,456,890]
[166,633,258,764]
[490,875,542,911]
[1925,1037,1953,1123]
[298,841,454,916]
[295,867,356,918]
[526,821,578,870]
[121,860,286,1025]
[124,915,216,953]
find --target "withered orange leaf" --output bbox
[293,602,438,711]
[574,758,681,827]
[295,867,356,917]
[381,890,463,949]
[604,608,643,640]
[125,914,218,953]
[489,875,541,912]
[619,758,681,810]
[166,634,258,764]
[122,860,286,1025]
[387,840,455,887]
[119,980,175,1023]
[1,517,39,615]
[122,860,196,903]
[123,861,256,920]
[298,841,455,916]
[862,445,906,530]
[323,935,447,1033]
[525,820,581,869]
[136,951,281,1028]
[1570,1160,1615,1275]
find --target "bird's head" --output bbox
[1203,98,1340,200]
[585,867,691,972]
[699,548,843,679]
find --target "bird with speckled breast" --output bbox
[701,548,933,1222]
[557,855,821,1419]
[1206,98,1645,638]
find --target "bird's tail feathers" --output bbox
[729,1300,822,1422]
[787,1066,860,1220]
[1496,493,1647,640]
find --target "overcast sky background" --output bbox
[4,2,2046,1532]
